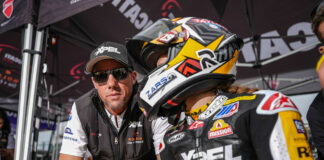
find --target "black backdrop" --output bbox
[0,0,321,108]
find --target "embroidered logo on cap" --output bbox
[95,46,121,56]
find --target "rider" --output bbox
[127,17,313,160]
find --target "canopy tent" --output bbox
[0,0,322,159]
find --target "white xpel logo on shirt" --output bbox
[128,121,143,128]
[95,46,121,56]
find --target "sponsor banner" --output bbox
[0,0,33,33]
[0,43,20,97]
[208,119,233,139]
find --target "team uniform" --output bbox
[60,89,170,159]
[159,90,313,160]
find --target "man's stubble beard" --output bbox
[104,97,127,113]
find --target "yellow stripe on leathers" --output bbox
[223,95,256,106]
[279,111,313,159]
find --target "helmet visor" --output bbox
[132,18,176,42]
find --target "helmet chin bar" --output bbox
[138,73,234,121]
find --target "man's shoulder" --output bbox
[310,91,324,110]
[76,88,96,102]
[75,88,97,107]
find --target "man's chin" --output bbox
[107,102,126,111]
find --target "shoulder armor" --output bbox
[254,90,299,115]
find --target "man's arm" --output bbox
[59,103,88,158]
[59,153,83,160]
[151,117,172,156]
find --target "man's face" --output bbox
[317,21,324,89]
[91,59,137,114]
[318,21,324,42]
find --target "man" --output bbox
[0,109,14,160]
[127,17,313,159]
[307,2,324,159]
[59,41,170,160]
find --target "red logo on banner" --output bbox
[3,0,13,19]
[161,0,182,17]
[262,93,298,111]
[70,62,86,80]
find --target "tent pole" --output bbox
[14,23,34,160]
[51,106,62,160]
[22,29,45,160]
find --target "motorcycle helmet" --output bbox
[127,17,243,120]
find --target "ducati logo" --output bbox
[3,0,13,19]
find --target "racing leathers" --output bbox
[159,90,313,160]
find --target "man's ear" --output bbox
[319,46,324,54]
[130,71,137,85]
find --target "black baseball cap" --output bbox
[85,41,132,74]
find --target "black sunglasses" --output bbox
[91,67,131,84]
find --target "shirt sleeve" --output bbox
[60,103,88,157]
[6,133,15,149]
[151,117,172,154]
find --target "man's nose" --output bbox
[106,74,118,88]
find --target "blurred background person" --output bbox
[307,1,324,160]
[0,109,14,160]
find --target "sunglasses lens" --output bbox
[93,71,109,84]
[92,68,129,84]
[112,68,129,81]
